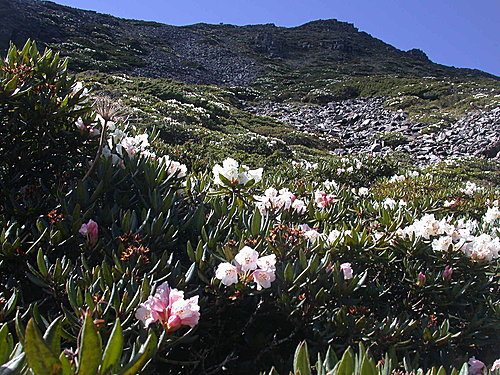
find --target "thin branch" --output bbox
[82,118,107,182]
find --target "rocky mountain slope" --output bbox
[1,0,499,164]
[248,98,500,162]
[1,0,497,87]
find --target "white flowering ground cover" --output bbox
[0,41,499,375]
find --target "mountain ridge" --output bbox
[1,0,497,87]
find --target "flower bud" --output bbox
[416,272,426,286]
[443,266,453,280]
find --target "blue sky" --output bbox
[50,0,499,76]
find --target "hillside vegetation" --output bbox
[0,41,499,375]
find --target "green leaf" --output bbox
[36,248,48,277]
[24,319,62,375]
[59,353,72,375]
[250,210,262,236]
[293,341,311,375]
[14,312,24,345]
[77,314,102,375]
[185,263,196,284]
[0,324,12,364]
[117,331,158,375]
[43,316,64,355]
[335,348,354,375]
[360,355,376,375]
[100,319,123,375]
[323,346,338,371]
[0,353,25,375]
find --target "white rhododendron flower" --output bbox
[327,230,342,245]
[324,180,338,191]
[234,246,259,272]
[215,247,277,290]
[158,155,187,178]
[460,181,483,195]
[465,234,500,262]
[484,205,500,224]
[340,263,353,280]
[432,236,454,252]
[212,158,262,186]
[399,214,498,262]
[291,199,307,214]
[215,263,239,286]
[253,269,276,290]
[256,254,276,271]
[389,174,406,183]
[383,198,397,209]
[358,187,369,195]
[255,187,306,215]
[299,224,321,242]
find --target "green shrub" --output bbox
[0,40,92,218]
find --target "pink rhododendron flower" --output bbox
[79,219,98,245]
[215,262,239,286]
[291,199,307,215]
[135,282,200,332]
[169,295,200,328]
[234,246,259,272]
[315,190,335,209]
[469,357,485,375]
[340,263,353,280]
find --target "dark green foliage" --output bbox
[0,40,93,218]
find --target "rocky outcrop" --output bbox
[248,99,500,163]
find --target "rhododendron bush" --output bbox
[0,42,499,375]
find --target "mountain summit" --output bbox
[1,0,496,86]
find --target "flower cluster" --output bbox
[352,187,370,196]
[314,190,335,209]
[388,171,419,183]
[373,197,407,210]
[397,214,466,240]
[484,202,500,224]
[254,187,306,215]
[291,160,318,170]
[215,246,276,290]
[101,126,187,176]
[135,282,200,332]
[460,181,484,195]
[336,157,363,175]
[212,158,263,186]
[398,214,499,262]
[75,117,100,137]
[157,155,188,178]
[103,128,151,164]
